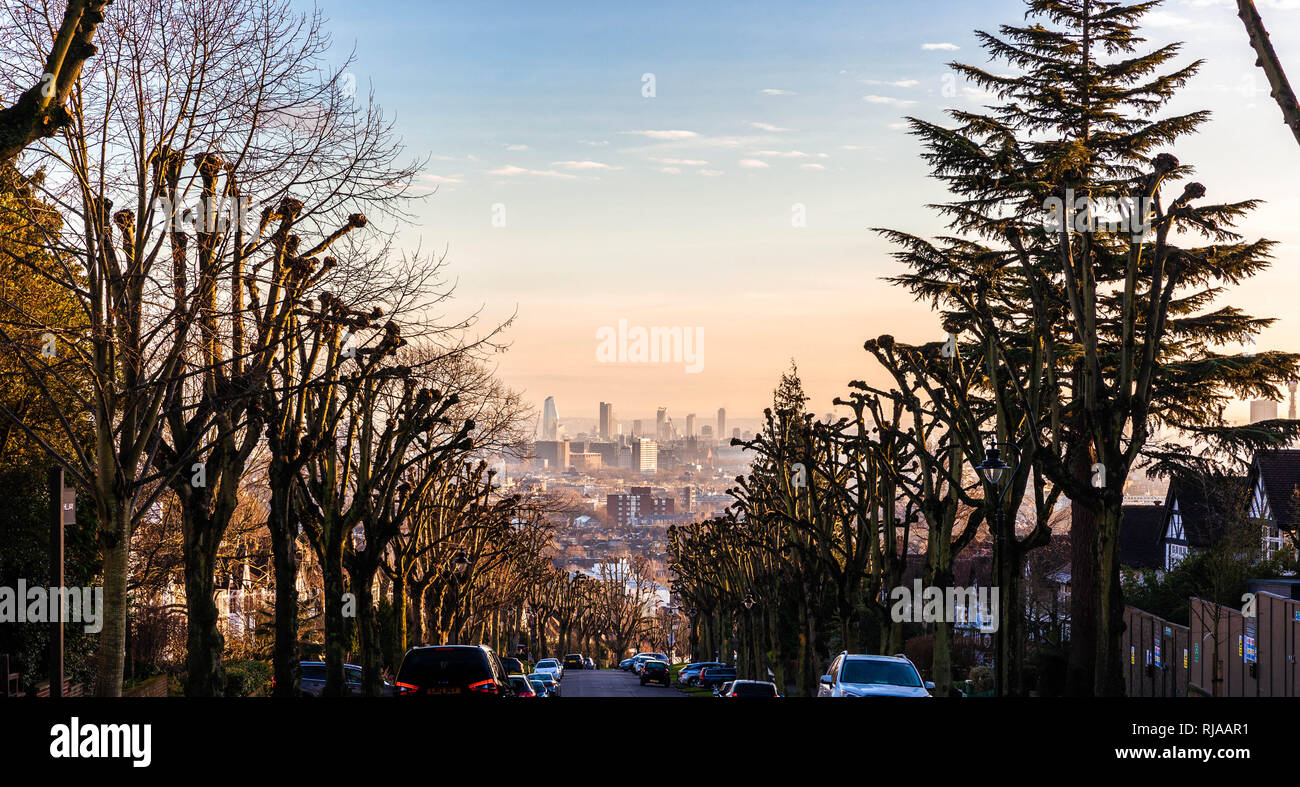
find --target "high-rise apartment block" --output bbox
[599,401,615,440]
[632,438,658,473]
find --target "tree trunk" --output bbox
[181,505,225,696]
[352,566,384,695]
[1094,501,1126,696]
[391,574,407,671]
[321,540,347,696]
[1066,449,1098,696]
[93,503,131,697]
[268,484,300,697]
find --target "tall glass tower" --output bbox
[542,396,559,440]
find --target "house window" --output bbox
[1166,544,1189,570]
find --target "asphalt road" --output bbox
[559,667,683,697]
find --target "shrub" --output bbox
[225,658,272,697]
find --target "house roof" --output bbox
[1251,449,1300,532]
[1119,503,1164,569]
[1164,474,1248,548]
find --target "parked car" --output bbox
[296,661,390,696]
[677,661,724,686]
[817,653,934,698]
[631,652,667,674]
[562,654,586,671]
[528,672,560,697]
[507,674,536,697]
[714,680,734,697]
[721,680,781,697]
[500,657,526,675]
[583,657,596,670]
[529,678,553,698]
[534,658,564,682]
[696,665,738,690]
[393,644,516,696]
[639,659,671,687]
[619,655,638,671]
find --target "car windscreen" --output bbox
[397,649,490,686]
[840,660,922,687]
[537,660,558,667]
[732,683,777,696]
[301,665,326,681]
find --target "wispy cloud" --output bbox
[738,159,770,168]
[421,173,464,184]
[578,139,610,146]
[487,164,577,179]
[505,143,530,151]
[801,163,826,170]
[749,121,790,132]
[552,160,622,171]
[753,150,809,158]
[760,88,795,95]
[653,157,709,166]
[698,169,725,176]
[862,78,920,88]
[922,42,959,51]
[863,95,917,106]
[619,129,700,140]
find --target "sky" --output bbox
[311,0,1300,427]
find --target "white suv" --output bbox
[818,653,934,697]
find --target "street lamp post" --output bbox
[975,441,1019,698]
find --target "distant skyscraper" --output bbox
[656,407,668,441]
[1250,399,1279,424]
[686,413,696,438]
[732,427,741,441]
[632,419,643,438]
[542,396,559,440]
[599,401,615,440]
[701,425,713,438]
[717,407,726,440]
[632,438,658,473]
[1290,381,1298,420]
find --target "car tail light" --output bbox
[468,679,498,694]
[395,681,419,696]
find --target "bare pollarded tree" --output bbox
[0,0,110,161]
[0,0,419,695]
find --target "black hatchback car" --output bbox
[394,645,516,696]
[562,654,586,671]
[640,659,671,687]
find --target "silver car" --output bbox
[817,653,934,697]
[631,652,667,675]
[534,658,564,682]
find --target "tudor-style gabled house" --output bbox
[1160,475,1250,571]
[1120,476,1252,573]
[1247,449,1300,562]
